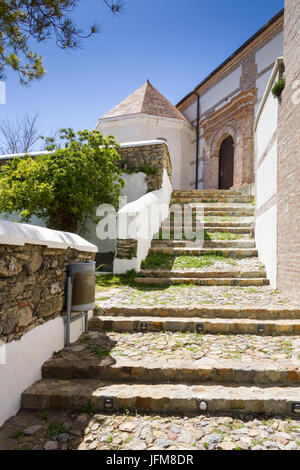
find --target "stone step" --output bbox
[204,221,252,227]
[42,351,300,386]
[21,379,300,416]
[149,247,258,257]
[202,210,254,217]
[169,224,252,232]
[152,240,256,249]
[169,209,254,216]
[134,277,269,287]
[91,316,300,336]
[172,190,243,196]
[97,306,300,320]
[173,203,253,209]
[138,269,267,279]
[203,227,251,234]
[171,197,253,204]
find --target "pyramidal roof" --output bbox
[101,80,189,122]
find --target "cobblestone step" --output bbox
[91,316,300,336]
[203,226,251,233]
[152,240,255,249]
[21,379,300,416]
[138,269,267,279]
[202,210,254,217]
[97,306,300,320]
[149,247,258,257]
[42,349,300,385]
[134,277,269,287]
[172,190,243,197]
[203,221,252,227]
[171,197,253,204]
[169,224,252,232]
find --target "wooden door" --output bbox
[219,136,234,189]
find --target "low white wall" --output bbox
[113,169,172,274]
[254,58,283,289]
[0,313,92,427]
[255,205,277,287]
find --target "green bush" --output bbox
[272,77,285,98]
[0,128,125,232]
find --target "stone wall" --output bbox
[118,142,172,192]
[277,0,300,299]
[115,239,138,260]
[0,244,95,343]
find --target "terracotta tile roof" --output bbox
[101,80,189,123]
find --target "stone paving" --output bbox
[96,285,299,308]
[93,331,300,363]
[1,410,299,451]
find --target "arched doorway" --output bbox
[219,136,234,189]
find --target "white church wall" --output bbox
[182,100,197,123]
[200,66,242,114]
[255,32,283,73]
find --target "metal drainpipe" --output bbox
[195,93,200,190]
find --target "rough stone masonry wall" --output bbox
[0,244,95,344]
[118,143,172,192]
[277,0,300,300]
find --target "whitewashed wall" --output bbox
[254,58,283,288]
[0,313,92,427]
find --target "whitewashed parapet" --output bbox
[254,58,283,288]
[0,219,98,252]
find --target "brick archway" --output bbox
[201,89,256,189]
[209,126,237,189]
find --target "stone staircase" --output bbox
[136,189,265,287]
[21,190,300,418]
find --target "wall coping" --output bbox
[254,57,283,130]
[0,150,52,161]
[119,140,168,149]
[0,140,169,160]
[0,219,98,252]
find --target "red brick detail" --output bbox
[200,89,256,189]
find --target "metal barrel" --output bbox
[69,261,96,312]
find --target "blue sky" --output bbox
[1,0,284,140]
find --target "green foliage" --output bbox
[47,422,68,438]
[95,270,137,291]
[204,231,243,241]
[272,77,285,98]
[119,159,158,176]
[141,252,238,270]
[80,399,95,415]
[0,1,125,83]
[0,128,125,232]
